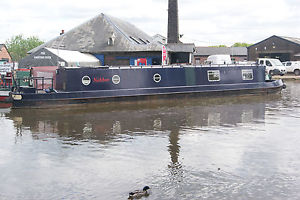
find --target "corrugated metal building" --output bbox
[248,35,300,62]
[19,48,101,68]
[193,47,247,64]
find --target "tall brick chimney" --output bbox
[167,0,179,44]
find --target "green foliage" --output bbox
[208,43,253,48]
[5,35,44,62]
[231,42,252,47]
[209,45,228,47]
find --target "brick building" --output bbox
[193,47,247,65]
[0,44,12,63]
[248,35,300,62]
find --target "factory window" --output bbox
[139,38,147,44]
[153,73,161,83]
[129,36,141,44]
[242,69,253,81]
[0,58,9,62]
[112,75,120,85]
[152,57,162,65]
[207,70,220,82]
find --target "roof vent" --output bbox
[108,32,116,46]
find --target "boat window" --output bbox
[207,70,220,82]
[112,75,120,85]
[82,76,91,86]
[242,69,254,81]
[153,73,161,83]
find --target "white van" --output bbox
[258,58,287,76]
[205,55,232,65]
[282,61,300,75]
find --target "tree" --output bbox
[5,35,44,62]
[209,45,228,47]
[231,42,252,47]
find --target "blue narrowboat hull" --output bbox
[11,65,285,108]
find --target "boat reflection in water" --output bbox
[4,94,284,199]
[6,95,270,152]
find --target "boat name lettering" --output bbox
[93,77,110,83]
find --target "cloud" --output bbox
[1,0,299,47]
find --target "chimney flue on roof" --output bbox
[167,0,179,44]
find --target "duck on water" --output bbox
[128,186,151,199]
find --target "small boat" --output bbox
[0,90,10,101]
[0,90,11,108]
[10,64,285,108]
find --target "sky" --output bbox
[1,0,300,46]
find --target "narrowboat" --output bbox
[10,64,284,108]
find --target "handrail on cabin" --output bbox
[14,77,54,93]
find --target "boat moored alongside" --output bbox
[10,64,285,108]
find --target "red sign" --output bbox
[137,58,147,66]
[162,45,167,65]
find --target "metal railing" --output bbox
[0,78,12,90]
[14,77,54,93]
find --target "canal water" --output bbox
[1,81,300,200]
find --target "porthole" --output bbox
[112,75,120,85]
[153,73,161,83]
[82,76,91,86]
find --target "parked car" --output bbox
[282,61,300,76]
[258,58,287,76]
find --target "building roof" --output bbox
[248,35,300,48]
[153,34,167,45]
[194,47,247,56]
[19,47,101,68]
[46,48,100,65]
[167,43,195,53]
[29,13,162,54]
[0,44,12,61]
[0,44,8,51]
[278,36,300,45]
